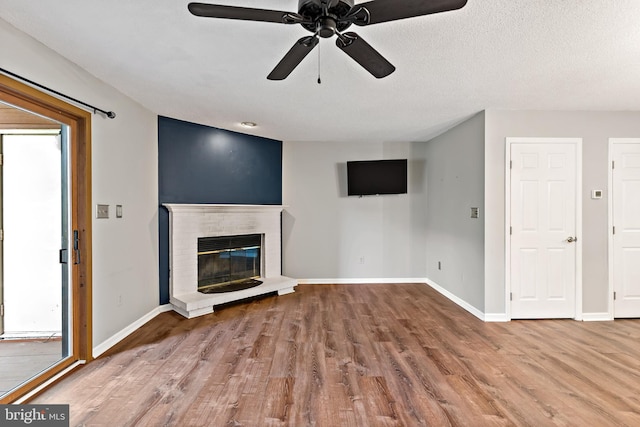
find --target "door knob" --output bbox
[566,236,577,243]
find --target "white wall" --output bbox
[282,140,427,280]
[484,110,640,315]
[424,112,485,312]
[1,18,159,349]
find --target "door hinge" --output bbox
[613,226,616,235]
[510,160,513,169]
[0,304,4,317]
[0,229,3,241]
[612,160,615,169]
[614,291,617,301]
[0,153,3,166]
[510,226,513,235]
[510,292,513,301]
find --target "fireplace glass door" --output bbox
[198,234,262,292]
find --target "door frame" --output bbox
[608,138,640,319]
[505,137,583,320]
[0,74,93,402]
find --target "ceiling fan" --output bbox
[188,0,468,80]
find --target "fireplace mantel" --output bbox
[163,203,296,318]
[164,203,287,214]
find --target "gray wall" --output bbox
[484,110,640,315]
[424,112,486,311]
[1,18,159,350]
[282,140,427,280]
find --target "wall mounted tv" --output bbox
[347,159,408,196]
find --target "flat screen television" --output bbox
[347,159,408,196]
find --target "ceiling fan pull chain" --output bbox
[317,41,322,84]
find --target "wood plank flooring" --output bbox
[31,284,640,426]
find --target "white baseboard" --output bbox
[297,278,429,285]
[92,304,173,358]
[423,279,485,321]
[581,312,613,322]
[483,313,510,322]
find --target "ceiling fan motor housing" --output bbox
[298,0,355,35]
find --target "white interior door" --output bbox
[612,140,640,318]
[510,141,579,319]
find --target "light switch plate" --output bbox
[96,204,109,219]
[591,190,603,199]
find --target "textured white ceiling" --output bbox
[2,0,640,143]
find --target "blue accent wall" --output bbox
[158,116,282,304]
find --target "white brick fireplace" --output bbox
[163,204,297,318]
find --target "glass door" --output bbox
[0,118,71,397]
[0,75,92,403]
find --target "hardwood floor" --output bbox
[32,284,640,426]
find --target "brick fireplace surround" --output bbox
[163,204,297,318]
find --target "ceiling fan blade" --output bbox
[353,0,467,26]
[267,36,319,80]
[336,32,395,78]
[188,2,293,24]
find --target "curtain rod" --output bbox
[0,67,116,119]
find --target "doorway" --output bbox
[0,75,92,403]
[609,138,640,318]
[506,137,582,319]
[0,129,70,396]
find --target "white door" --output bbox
[510,141,579,319]
[612,141,640,318]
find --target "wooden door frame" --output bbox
[0,74,93,403]
[504,137,583,320]
[608,138,640,319]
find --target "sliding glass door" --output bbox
[0,74,92,402]
[0,124,72,397]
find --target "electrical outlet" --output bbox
[359,256,365,264]
[116,205,123,218]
